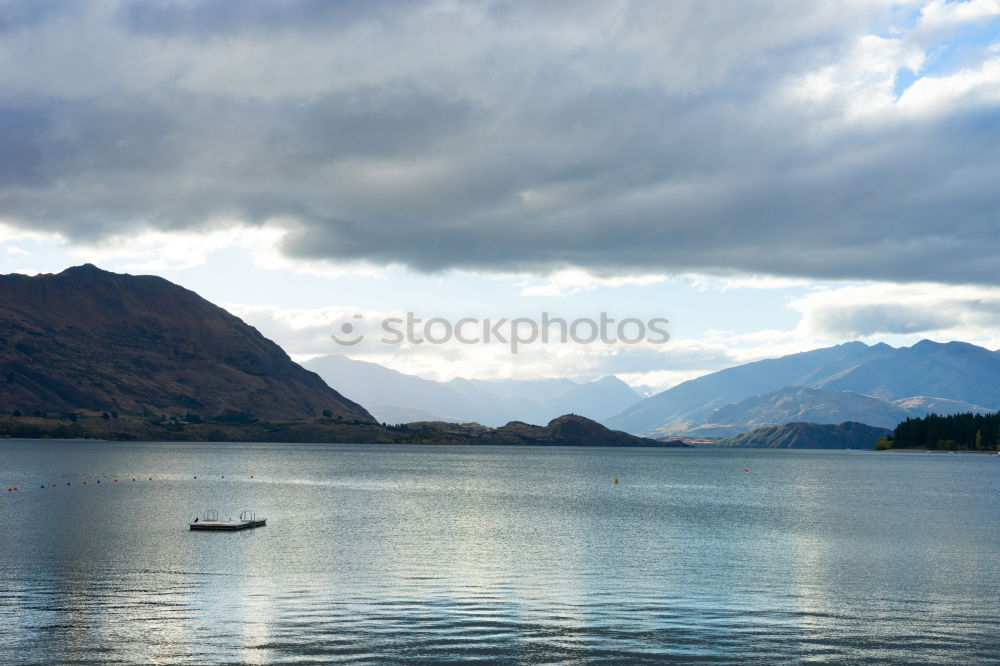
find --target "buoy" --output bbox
[743,467,750,472]
[221,475,224,479]
[96,480,100,483]
[250,475,254,479]
[113,479,118,483]
[51,483,56,487]
[12,487,16,491]
[40,485,45,489]
[67,482,71,486]
[148,477,152,480]
[83,481,87,485]
[132,477,136,481]
[6,488,10,492]
[194,476,197,479]
[613,477,619,484]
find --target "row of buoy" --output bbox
[5,475,258,493]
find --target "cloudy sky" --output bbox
[2,0,1000,390]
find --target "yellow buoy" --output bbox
[613,477,619,484]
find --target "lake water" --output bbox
[0,440,998,664]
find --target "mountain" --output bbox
[813,340,1000,405]
[656,387,910,438]
[449,377,578,403]
[545,376,640,418]
[446,375,641,423]
[302,355,474,420]
[716,421,891,449]
[606,340,1000,436]
[368,405,464,424]
[304,355,640,426]
[403,414,686,447]
[606,341,896,434]
[0,265,374,422]
[445,377,550,424]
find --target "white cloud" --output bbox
[918,0,1000,33]
[59,220,387,279]
[791,282,1000,344]
[897,57,1000,116]
[787,33,925,116]
[221,300,738,387]
[0,222,62,245]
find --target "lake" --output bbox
[1,440,998,664]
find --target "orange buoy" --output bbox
[743,467,750,472]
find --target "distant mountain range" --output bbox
[606,340,999,436]
[715,421,891,449]
[303,355,640,426]
[0,265,373,422]
[5,264,999,449]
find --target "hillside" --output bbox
[716,421,891,449]
[655,387,910,438]
[891,396,991,416]
[401,414,686,447]
[0,265,374,422]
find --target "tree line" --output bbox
[877,411,1000,451]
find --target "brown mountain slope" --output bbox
[402,414,687,446]
[0,264,373,422]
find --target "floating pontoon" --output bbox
[189,509,266,531]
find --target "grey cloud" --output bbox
[2,1,1000,284]
[0,0,76,33]
[116,0,407,36]
[0,107,47,185]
